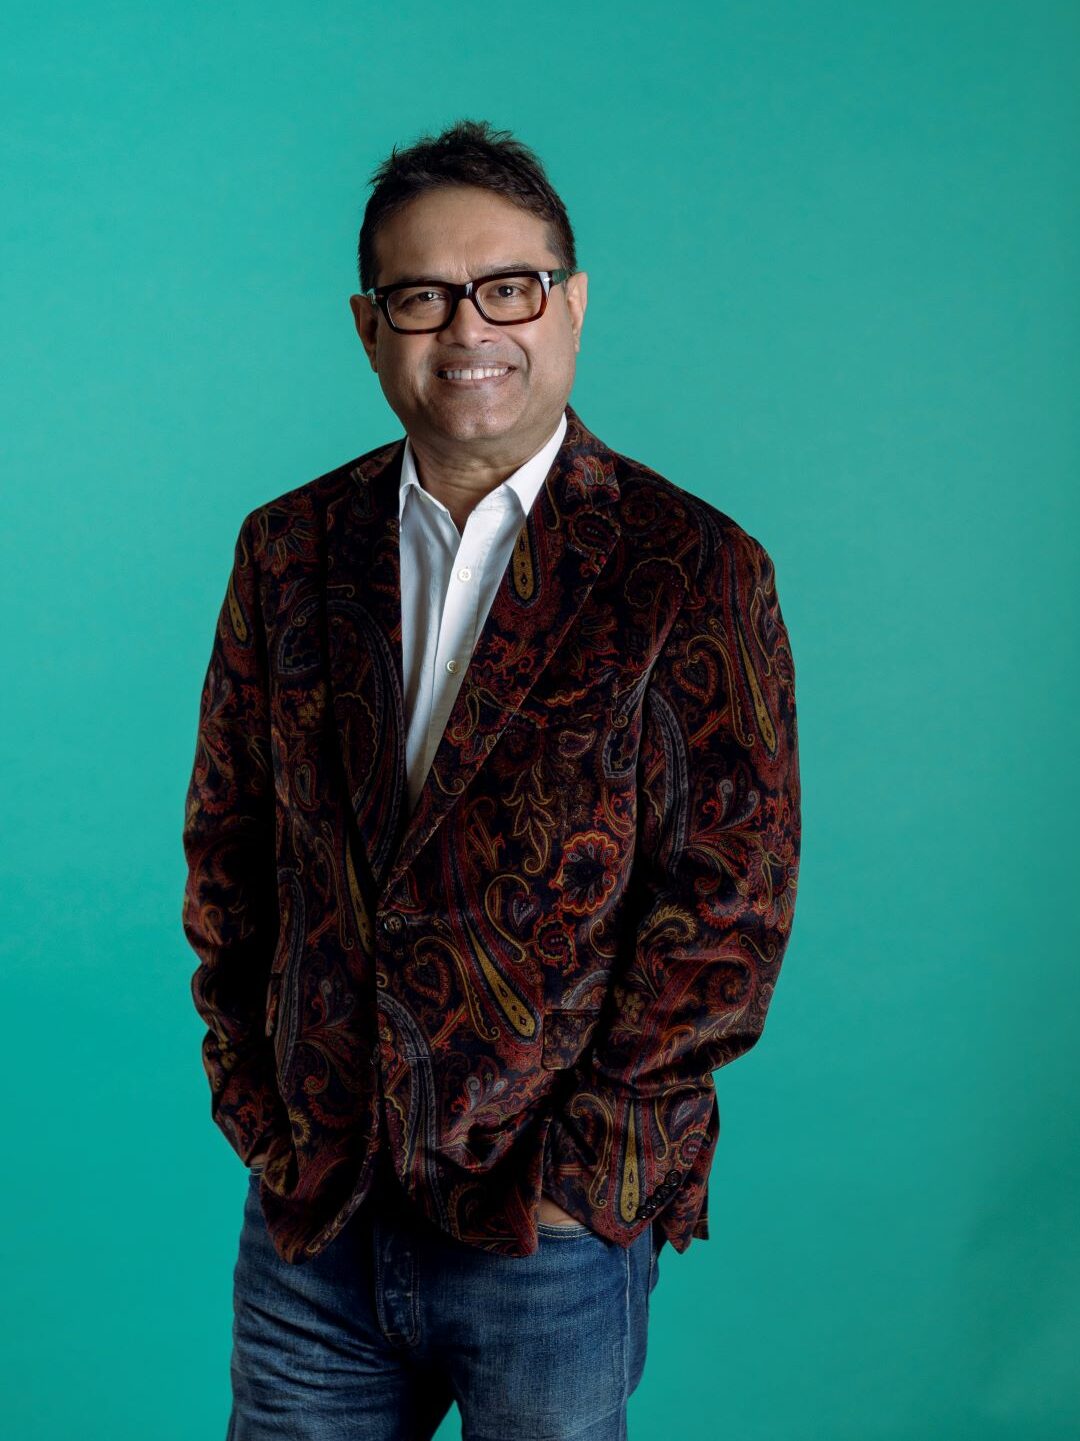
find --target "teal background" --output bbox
[2,2,1077,1437]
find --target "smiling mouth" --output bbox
[436,365,515,382]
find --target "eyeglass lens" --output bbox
[386,274,545,330]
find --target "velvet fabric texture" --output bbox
[181,403,801,1265]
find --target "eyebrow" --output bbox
[377,261,546,289]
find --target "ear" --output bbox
[349,294,379,372]
[565,270,588,352]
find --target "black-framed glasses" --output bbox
[367,268,573,333]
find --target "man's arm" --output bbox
[181,511,288,1169]
[543,520,801,1243]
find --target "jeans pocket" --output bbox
[536,1219,591,1237]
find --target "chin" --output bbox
[427,403,524,441]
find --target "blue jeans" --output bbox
[227,1166,661,1440]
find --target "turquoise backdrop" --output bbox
[3,3,1077,1438]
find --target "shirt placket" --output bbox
[426,494,508,755]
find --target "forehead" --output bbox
[374,185,556,283]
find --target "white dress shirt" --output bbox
[398,410,568,817]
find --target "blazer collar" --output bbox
[325,401,621,900]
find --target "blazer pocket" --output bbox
[506,669,620,730]
[540,1008,603,1070]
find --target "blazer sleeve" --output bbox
[181,511,288,1167]
[542,523,802,1243]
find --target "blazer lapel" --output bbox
[325,403,622,901]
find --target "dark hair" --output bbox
[357,118,577,292]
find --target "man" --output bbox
[182,118,801,1439]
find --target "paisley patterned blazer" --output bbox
[181,403,801,1265]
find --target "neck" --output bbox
[406,412,561,524]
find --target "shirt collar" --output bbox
[398,409,568,523]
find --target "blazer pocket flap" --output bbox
[506,666,621,729]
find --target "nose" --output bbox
[438,288,499,346]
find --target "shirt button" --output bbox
[457,566,472,582]
[446,659,459,673]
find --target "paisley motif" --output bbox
[181,403,800,1264]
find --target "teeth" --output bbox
[439,367,510,380]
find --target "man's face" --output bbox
[349,185,588,458]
